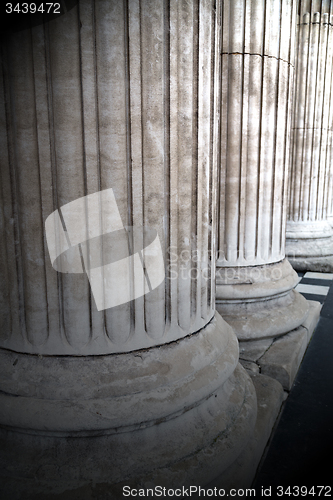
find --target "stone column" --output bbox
[286,0,333,271]
[216,0,309,341]
[0,0,256,495]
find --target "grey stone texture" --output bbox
[286,0,333,272]
[328,171,333,227]
[0,0,323,496]
[0,318,257,499]
[0,0,258,496]
[206,373,285,491]
[239,300,321,390]
[0,314,239,435]
[215,0,309,340]
[259,327,310,389]
[0,0,221,356]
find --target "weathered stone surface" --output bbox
[302,300,322,342]
[204,373,284,491]
[0,0,258,496]
[286,2,333,271]
[288,254,333,273]
[218,285,308,341]
[0,313,239,435]
[0,356,257,499]
[239,300,321,390]
[258,300,321,390]
[218,0,297,269]
[216,0,308,340]
[239,359,261,374]
[0,0,221,355]
[239,338,274,362]
[259,327,309,390]
[328,173,333,227]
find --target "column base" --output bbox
[205,301,321,493]
[287,253,333,272]
[286,221,333,272]
[238,300,321,390]
[0,313,257,499]
[206,372,285,491]
[216,259,309,341]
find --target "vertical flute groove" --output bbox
[31,26,50,344]
[163,0,171,328]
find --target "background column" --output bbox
[286,0,333,271]
[216,0,309,341]
[0,0,256,495]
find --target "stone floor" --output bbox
[295,271,333,303]
[253,271,333,489]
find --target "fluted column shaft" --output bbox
[0,0,219,355]
[286,0,333,271]
[0,0,256,493]
[216,0,308,340]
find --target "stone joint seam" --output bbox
[220,51,294,68]
[298,22,333,27]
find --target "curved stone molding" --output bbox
[216,0,308,339]
[217,260,308,340]
[0,314,239,435]
[286,1,333,271]
[217,258,299,301]
[0,365,256,497]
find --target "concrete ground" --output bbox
[253,272,333,490]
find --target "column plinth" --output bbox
[217,259,307,341]
[0,0,256,495]
[216,0,308,340]
[0,315,257,492]
[286,2,333,272]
